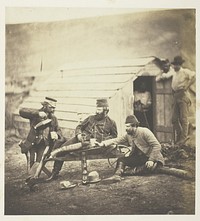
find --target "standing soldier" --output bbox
[46,98,118,181]
[19,97,66,189]
[157,56,195,145]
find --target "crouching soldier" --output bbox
[19,97,66,190]
[96,115,164,181]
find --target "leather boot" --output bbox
[25,177,38,191]
[123,165,147,176]
[46,169,59,181]
[46,160,64,181]
[114,161,125,176]
[103,161,125,183]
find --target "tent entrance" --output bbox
[133,76,155,132]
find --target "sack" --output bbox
[19,127,38,154]
[19,139,33,154]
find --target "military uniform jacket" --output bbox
[75,115,117,142]
[19,108,65,153]
[102,127,164,165]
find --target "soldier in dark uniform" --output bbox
[47,98,118,181]
[19,97,66,189]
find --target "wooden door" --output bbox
[154,78,174,143]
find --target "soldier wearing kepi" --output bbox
[96,115,164,181]
[47,98,118,181]
[19,97,66,189]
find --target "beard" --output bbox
[94,112,105,121]
[174,66,181,72]
[126,128,137,135]
[126,130,132,135]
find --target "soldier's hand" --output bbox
[145,160,155,170]
[50,131,58,140]
[39,111,47,119]
[77,133,84,142]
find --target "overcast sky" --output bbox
[5,7,162,24]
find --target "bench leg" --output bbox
[42,166,51,177]
[34,146,50,179]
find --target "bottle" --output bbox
[82,168,88,185]
[81,152,88,185]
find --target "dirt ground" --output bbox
[4,133,195,215]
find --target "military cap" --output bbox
[125,115,140,125]
[41,97,57,108]
[96,98,109,107]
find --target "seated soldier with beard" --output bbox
[46,98,118,181]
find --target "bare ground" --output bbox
[4,134,195,215]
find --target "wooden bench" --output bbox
[32,143,130,183]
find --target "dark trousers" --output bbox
[29,140,46,168]
[27,140,47,179]
[118,150,148,168]
[53,136,79,172]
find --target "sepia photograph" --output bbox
[2,1,199,218]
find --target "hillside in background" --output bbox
[6,9,195,79]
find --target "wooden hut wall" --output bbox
[14,58,154,139]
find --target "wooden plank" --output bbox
[156,132,165,143]
[16,106,94,119]
[59,119,82,129]
[59,67,140,77]
[48,74,133,84]
[156,81,164,90]
[30,90,115,99]
[164,133,173,143]
[37,82,125,91]
[19,102,42,110]
[151,77,157,134]
[55,111,92,122]
[156,94,165,126]
[23,96,100,106]
[14,111,79,124]
[164,94,173,127]
[20,102,96,113]
[156,88,172,94]
[14,114,79,130]
[164,78,172,89]
[156,126,173,133]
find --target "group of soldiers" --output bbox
[19,55,195,190]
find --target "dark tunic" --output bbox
[19,108,65,152]
[75,115,118,142]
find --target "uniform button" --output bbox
[36,136,38,138]
[32,143,34,145]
